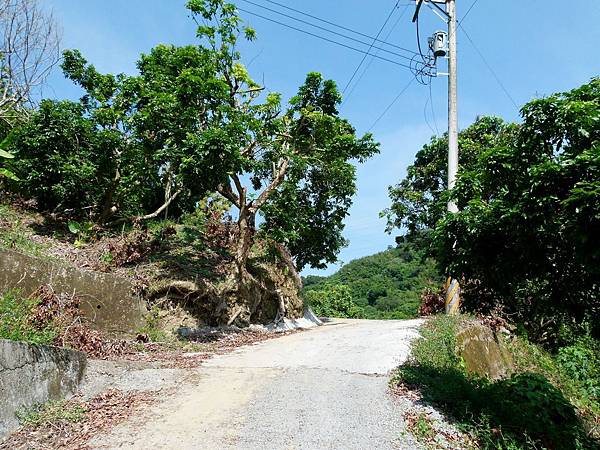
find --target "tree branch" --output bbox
[107,188,183,227]
[251,157,289,212]
[218,183,240,208]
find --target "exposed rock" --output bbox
[0,339,87,438]
[455,323,514,380]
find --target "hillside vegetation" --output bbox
[0,0,379,327]
[302,243,441,319]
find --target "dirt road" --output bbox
[90,319,428,449]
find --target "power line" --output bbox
[367,75,417,132]
[238,8,416,70]
[342,1,401,94]
[252,0,418,56]
[238,0,417,62]
[343,3,411,104]
[458,23,519,110]
[459,0,480,25]
[424,81,440,135]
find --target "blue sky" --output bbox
[43,0,600,275]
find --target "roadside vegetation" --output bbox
[0,289,57,344]
[0,0,380,328]
[386,78,600,449]
[394,315,600,449]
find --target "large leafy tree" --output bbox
[170,0,379,280]
[7,0,378,323]
[435,78,600,342]
[384,116,517,240]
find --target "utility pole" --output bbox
[445,0,460,314]
[413,0,460,313]
[447,0,458,214]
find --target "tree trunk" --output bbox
[235,203,255,282]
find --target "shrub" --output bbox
[303,284,364,318]
[395,315,598,449]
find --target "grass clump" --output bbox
[394,315,599,450]
[136,306,170,343]
[0,204,47,256]
[0,289,57,344]
[17,400,86,427]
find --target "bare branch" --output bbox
[107,188,183,227]
[0,0,61,122]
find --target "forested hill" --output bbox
[302,243,441,319]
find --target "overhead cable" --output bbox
[238,7,415,70]
[250,0,419,56]
[342,1,402,94]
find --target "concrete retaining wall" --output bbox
[0,249,147,335]
[0,339,87,438]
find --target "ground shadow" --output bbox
[399,364,597,449]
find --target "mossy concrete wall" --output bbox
[0,249,147,335]
[0,339,87,438]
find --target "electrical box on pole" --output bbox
[429,31,448,58]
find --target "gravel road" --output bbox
[90,319,431,450]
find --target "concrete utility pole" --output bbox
[445,0,460,314]
[447,0,458,214]
[414,0,460,313]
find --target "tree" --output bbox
[434,78,600,343]
[304,284,364,318]
[4,0,377,324]
[0,0,61,124]
[173,0,379,281]
[9,100,105,212]
[302,244,440,319]
[384,116,517,242]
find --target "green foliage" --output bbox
[303,284,364,318]
[509,336,600,428]
[385,79,600,345]
[557,340,600,398]
[4,0,376,277]
[0,205,47,255]
[0,289,57,344]
[433,78,600,343]
[136,306,169,342]
[261,72,379,270]
[395,316,598,449]
[0,144,18,181]
[384,116,517,238]
[6,99,156,219]
[17,400,86,427]
[303,243,441,319]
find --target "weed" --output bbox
[100,251,114,265]
[407,412,436,443]
[17,400,86,427]
[394,315,599,450]
[0,205,46,255]
[0,289,57,344]
[136,306,169,342]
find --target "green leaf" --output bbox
[0,149,14,159]
[68,221,81,235]
[0,168,18,180]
